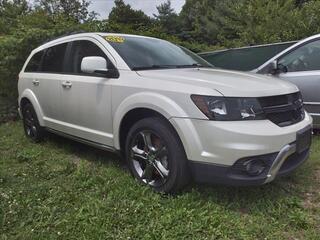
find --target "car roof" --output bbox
[33,32,159,53]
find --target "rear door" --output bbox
[58,39,115,146]
[24,43,68,125]
[275,39,320,127]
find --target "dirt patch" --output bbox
[71,155,82,167]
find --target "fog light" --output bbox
[244,159,266,176]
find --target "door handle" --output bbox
[32,79,40,86]
[62,81,72,89]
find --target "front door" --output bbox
[276,39,320,127]
[58,39,115,146]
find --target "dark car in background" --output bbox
[200,35,320,129]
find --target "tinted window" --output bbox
[199,42,296,71]
[279,40,320,72]
[68,40,113,74]
[25,50,44,72]
[41,43,68,73]
[105,36,211,70]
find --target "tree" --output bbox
[178,0,320,47]
[179,0,239,45]
[35,0,97,23]
[108,0,152,28]
[0,0,30,34]
[154,0,179,34]
[217,0,305,46]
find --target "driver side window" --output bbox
[278,39,320,72]
[68,40,114,75]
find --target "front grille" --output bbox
[258,92,305,127]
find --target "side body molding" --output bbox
[19,89,45,126]
[112,92,188,150]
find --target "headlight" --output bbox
[191,95,265,121]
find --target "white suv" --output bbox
[18,33,313,193]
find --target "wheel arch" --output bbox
[113,92,189,151]
[117,108,191,159]
[19,89,45,126]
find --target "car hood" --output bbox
[136,68,298,97]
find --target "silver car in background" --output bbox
[200,34,320,129]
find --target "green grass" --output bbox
[1,121,319,240]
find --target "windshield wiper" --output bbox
[132,63,210,71]
[132,65,177,71]
[175,63,207,68]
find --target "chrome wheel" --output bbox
[130,130,170,187]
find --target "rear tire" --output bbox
[125,117,190,193]
[21,102,44,142]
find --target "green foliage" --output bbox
[108,0,153,29]
[34,0,97,23]
[0,0,29,34]
[154,0,179,35]
[178,0,320,47]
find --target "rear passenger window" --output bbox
[41,43,68,73]
[68,40,114,74]
[25,51,44,72]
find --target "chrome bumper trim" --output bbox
[264,144,296,183]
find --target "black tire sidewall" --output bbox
[22,103,43,142]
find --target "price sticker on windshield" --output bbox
[105,36,125,43]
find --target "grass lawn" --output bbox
[1,121,319,240]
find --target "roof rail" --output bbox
[42,30,89,44]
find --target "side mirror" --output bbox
[81,56,119,78]
[269,60,288,75]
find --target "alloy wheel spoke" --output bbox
[131,130,170,187]
[132,145,147,161]
[140,132,156,152]
[154,160,169,178]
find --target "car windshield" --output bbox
[104,35,213,70]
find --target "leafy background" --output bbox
[1,0,320,121]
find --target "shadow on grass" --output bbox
[45,131,125,166]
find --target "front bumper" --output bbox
[170,112,313,185]
[188,142,310,186]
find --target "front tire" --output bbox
[125,117,190,193]
[21,102,44,142]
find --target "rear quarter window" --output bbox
[25,50,44,72]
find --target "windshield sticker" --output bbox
[105,36,125,43]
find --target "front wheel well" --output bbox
[20,97,31,110]
[119,108,181,154]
